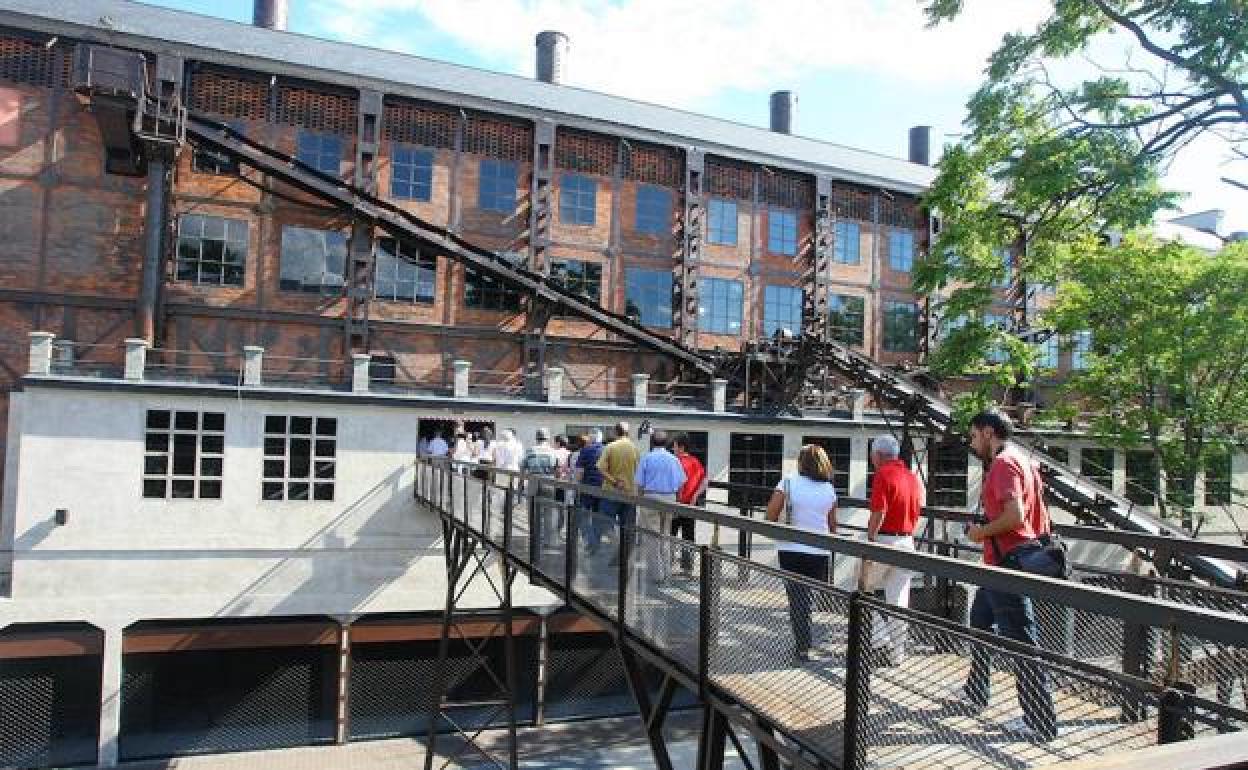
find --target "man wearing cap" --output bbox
[863,434,923,665]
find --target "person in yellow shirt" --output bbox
[597,421,640,566]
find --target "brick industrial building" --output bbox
[0,0,947,446]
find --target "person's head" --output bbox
[614,421,630,439]
[649,430,669,450]
[797,444,833,482]
[870,434,901,468]
[555,434,568,449]
[535,427,550,444]
[968,409,1013,461]
[578,434,590,450]
[672,433,690,454]
[589,429,604,445]
[502,428,516,443]
[481,426,494,443]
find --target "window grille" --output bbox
[382,100,456,149]
[555,129,615,175]
[143,410,224,500]
[262,415,337,501]
[176,214,248,287]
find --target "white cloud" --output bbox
[312,0,1051,109]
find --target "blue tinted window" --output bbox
[560,174,597,226]
[635,185,672,235]
[390,145,433,201]
[763,285,802,337]
[478,160,517,212]
[883,300,918,352]
[767,209,798,255]
[834,221,861,264]
[624,268,673,328]
[888,229,915,272]
[374,239,436,304]
[296,131,342,175]
[707,198,738,245]
[699,277,743,335]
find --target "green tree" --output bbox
[1045,237,1248,524]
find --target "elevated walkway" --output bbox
[416,459,1248,770]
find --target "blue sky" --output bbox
[144,0,1246,232]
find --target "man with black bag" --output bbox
[958,409,1063,742]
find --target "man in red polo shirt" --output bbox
[864,434,922,665]
[960,409,1059,742]
[671,433,706,576]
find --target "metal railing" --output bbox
[416,458,1248,770]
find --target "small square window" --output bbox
[888,229,915,272]
[707,199,738,246]
[560,174,597,226]
[478,159,518,212]
[767,209,798,255]
[390,144,433,201]
[834,222,861,265]
[297,131,342,175]
[263,414,336,501]
[635,185,671,235]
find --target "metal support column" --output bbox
[345,89,382,353]
[678,148,705,350]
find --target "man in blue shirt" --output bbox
[634,430,686,581]
[574,430,606,552]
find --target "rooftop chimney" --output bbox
[535,30,569,84]
[908,125,932,165]
[769,90,795,134]
[253,0,289,31]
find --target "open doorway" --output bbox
[418,418,496,446]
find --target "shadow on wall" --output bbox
[214,466,421,617]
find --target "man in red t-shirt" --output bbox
[671,434,706,576]
[863,434,923,664]
[960,409,1058,741]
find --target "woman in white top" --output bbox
[766,444,838,662]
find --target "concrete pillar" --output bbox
[352,353,370,394]
[631,373,649,408]
[27,331,53,375]
[850,435,870,499]
[452,360,471,399]
[123,338,148,381]
[243,346,263,387]
[97,624,124,767]
[545,366,563,404]
[850,388,868,421]
[710,378,728,413]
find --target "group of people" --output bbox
[421,409,1063,742]
[762,409,1063,741]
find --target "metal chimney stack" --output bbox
[254,0,289,31]
[769,90,796,134]
[535,30,569,84]
[908,125,932,165]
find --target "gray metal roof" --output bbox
[0,0,936,193]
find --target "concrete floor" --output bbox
[107,713,746,770]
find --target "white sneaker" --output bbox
[1001,716,1056,742]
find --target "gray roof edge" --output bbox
[0,0,935,194]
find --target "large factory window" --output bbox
[624,268,672,328]
[828,294,865,347]
[176,214,248,287]
[465,252,524,312]
[1080,447,1115,490]
[550,259,602,305]
[762,285,802,337]
[834,221,861,264]
[767,208,798,256]
[728,433,783,508]
[374,239,436,304]
[635,185,671,235]
[390,144,433,201]
[707,198,738,246]
[698,277,743,335]
[888,228,915,272]
[296,130,342,175]
[478,159,518,212]
[142,410,225,500]
[882,300,918,352]
[560,174,597,226]
[262,415,337,501]
[279,226,348,296]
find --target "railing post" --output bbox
[697,545,712,697]
[842,592,870,770]
[27,331,54,375]
[452,359,471,399]
[124,338,148,381]
[1158,685,1195,744]
[352,352,370,393]
[710,378,727,413]
[632,373,649,408]
[545,366,563,404]
[243,345,264,387]
[1121,574,1155,722]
